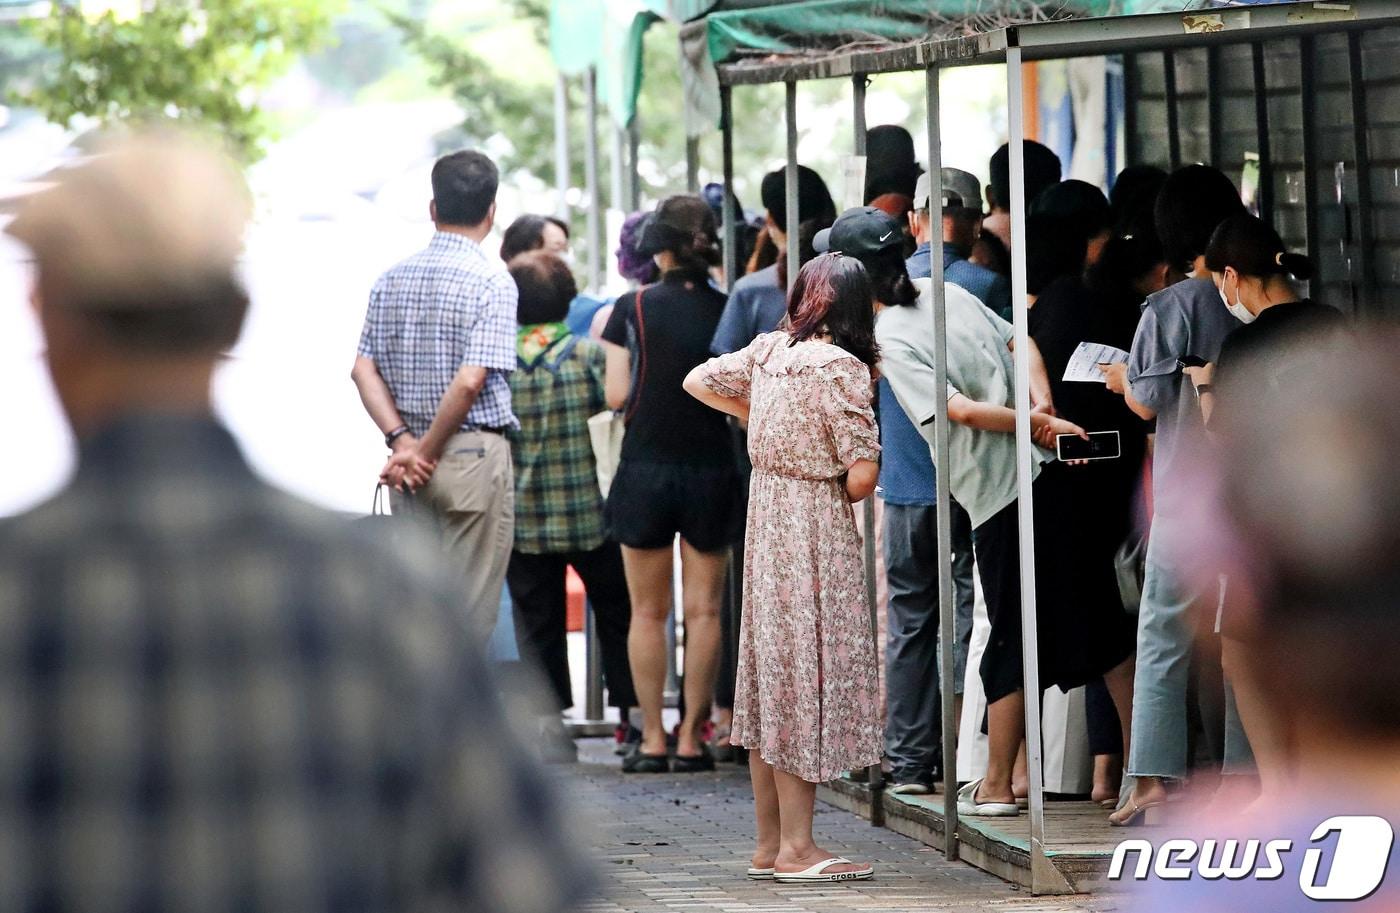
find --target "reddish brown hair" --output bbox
[785,252,879,367]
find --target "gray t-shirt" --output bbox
[1126,276,1240,517]
[876,277,1050,529]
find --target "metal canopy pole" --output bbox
[1207,46,1223,168]
[554,73,571,221]
[1123,53,1140,167]
[1252,43,1275,225]
[1300,35,1322,286]
[610,124,627,231]
[925,62,959,859]
[1163,50,1182,169]
[686,136,701,193]
[1348,31,1375,317]
[628,117,642,213]
[853,74,868,152]
[583,66,602,294]
[784,82,800,285]
[1006,44,1072,898]
[850,71,884,804]
[721,86,738,293]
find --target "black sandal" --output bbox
[673,745,715,773]
[622,746,670,774]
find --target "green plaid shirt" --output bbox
[509,331,608,554]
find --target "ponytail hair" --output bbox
[1205,212,1315,282]
[854,244,918,308]
[636,194,721,274]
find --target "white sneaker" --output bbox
[956,777,1019,816]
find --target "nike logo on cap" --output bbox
[879,231,893,242]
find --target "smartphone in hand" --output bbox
[1056,430,1122,462]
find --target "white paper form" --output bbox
[1063,341,1130,383]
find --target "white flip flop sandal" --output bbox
[746,867,775,880]
[773,857,873,883]
[956,778,1020,817]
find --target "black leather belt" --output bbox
[470,426,509,436]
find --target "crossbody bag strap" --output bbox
[624,284,653,423]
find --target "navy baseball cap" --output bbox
[813,206,904,256]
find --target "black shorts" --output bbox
[605,459,742,553]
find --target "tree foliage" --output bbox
[384,5,558,182]
[11,0,339,161]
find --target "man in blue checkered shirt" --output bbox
[353,150,520,639]
[2,132,587,913]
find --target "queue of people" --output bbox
[347,130,1353,883]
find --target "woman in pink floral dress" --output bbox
[683,253,882,884]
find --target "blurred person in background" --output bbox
[702,181,760,284]
[684,253,883,883]
[505,251,637,764]
[908,168,1012,318]
[982,139,1062,250]
[1107,165,1169,236]
[745,225,780,276]
[864,124,923,202]
[1181,213,1345,809]
[500,213,571,262]
[601,195,741,774]
[1,131,586,913]
[1100,164,1248,825]
[1031,179,1113,271]
[498,213,608,338]
[711,165,837,357]
[1136,334,1399,913]
[354,150,518,642]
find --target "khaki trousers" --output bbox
[393,430,515,642]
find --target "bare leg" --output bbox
[772,766,867,874]
[1222,637,1289,802]
[979,690,1024,804]
[1103,655,1135,768]
[748,753,781,869]
[677,540,727,757]
[1092,754,1123,804]
[622,545,675,756]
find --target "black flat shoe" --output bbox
[622,747,670,774]
[673,746,715,773]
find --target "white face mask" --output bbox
[1218,275,1256,325]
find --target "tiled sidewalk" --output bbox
[567,741,1125,913]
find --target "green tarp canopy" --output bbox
[548,0,812,126]
[702,0,1193,64]
[549,0,659,128]
[551,0,1199,131]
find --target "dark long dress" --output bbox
[1027,276,1144,689]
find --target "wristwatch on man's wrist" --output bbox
[385,425,411,448]
[1194,383,1213,398]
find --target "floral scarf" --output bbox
[517,321,571,366]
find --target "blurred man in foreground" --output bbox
[1134,334,1400,910]
[1,132,585,913]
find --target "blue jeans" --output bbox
[882,499,976,782]
[1128,516,1252,779]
